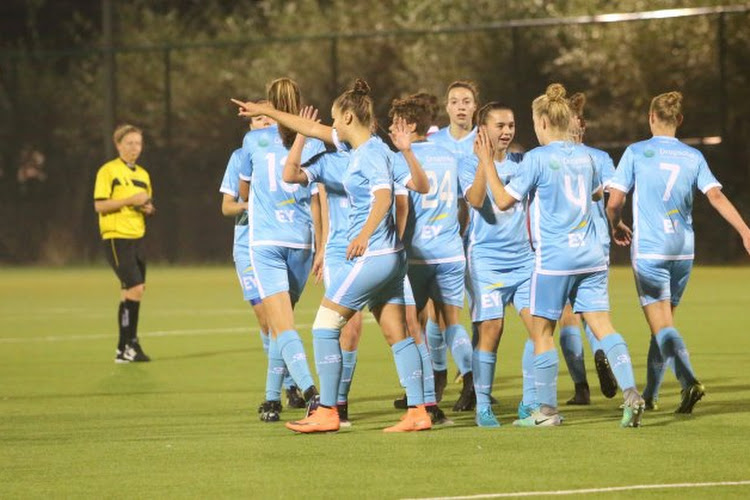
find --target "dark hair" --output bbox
[412,92,439,123]
[334,78,374,128]
[389,94,433,136]
[477,102,514,126]
[267,78,301,149]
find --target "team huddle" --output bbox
[218,78,750,433]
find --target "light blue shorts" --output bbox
[323,249,347,291]
[250,245,312,304]
[530,270,610,321]
[325,251,407,311]
[403,274,416,307]
[234,258,262,305]
[407,260,465,311]
[466,261,532,322]
[633,258,693,307]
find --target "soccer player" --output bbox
[389,94,465,421]
[460,102,532,426]
[283,117,363,427]
[219,107,305,422]
[238,78,324,420]
[607,91,750,414]
[557,92,619,405]
[235,78,432,433]
[480,83,644,428]
[425,80,480,404]
[94,124,155,363]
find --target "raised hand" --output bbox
[389,117,412,152]
[475,126,495,165]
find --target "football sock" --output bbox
[655,327,697,389]
[337,349,358,404]
[416,342,436,404]
[123,299,140,344]
[584,323,602,354]
[643,335,666,401]
[445,324,472,375]
[560,325,587,384]
[117,301,127,350]
[260,330,270,356]
[533,349,559,410]
[392,337,424,406]
[600,333,636,391]
[473,349,496,409]
[276,329,315,393]
[265,336,285,401]
[312,328,342,408]
[522,339,537,406]
[426,319,447,371]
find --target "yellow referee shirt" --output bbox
[94,158,153,239]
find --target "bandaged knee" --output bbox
[313,306,348,330]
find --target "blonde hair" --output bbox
[267,78,301,148]
[334,78,375,128]
[650,91,683,126]
[532,83,571,132]
[113,124,142,145]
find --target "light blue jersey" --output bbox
[344,137,401,255]
[428,126,477,161]
[459,152,531,269]
[505,141,606,275]
[609,136,721,260]
[303,150,351,260]
[396,141,463,264]
[219,148,249,261]
[239,125,324,249]
[582,144,616,258]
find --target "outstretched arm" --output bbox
[705,187,750,256]
[231,100,334,145]
[606,188,632,246]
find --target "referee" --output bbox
[94,124,155,363]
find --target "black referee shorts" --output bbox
[103,238,146,289]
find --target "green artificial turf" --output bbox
[1,266,749,498]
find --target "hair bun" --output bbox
[546,83,567,102]
[665,91,683,107]
[352,78,371,96]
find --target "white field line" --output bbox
[404,480,750,500]
[0,315,376,344]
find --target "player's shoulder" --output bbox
[243,124,281,149]
[97,158,121,173]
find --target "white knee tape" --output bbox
[313,306,348,330]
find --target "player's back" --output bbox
[343,137,398,255]
[304,151,351,256]
[610,136,720,259]
[240,125,324,249]
[582,144,615,255]
[401,141,463,263]
[522,141,606,274]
